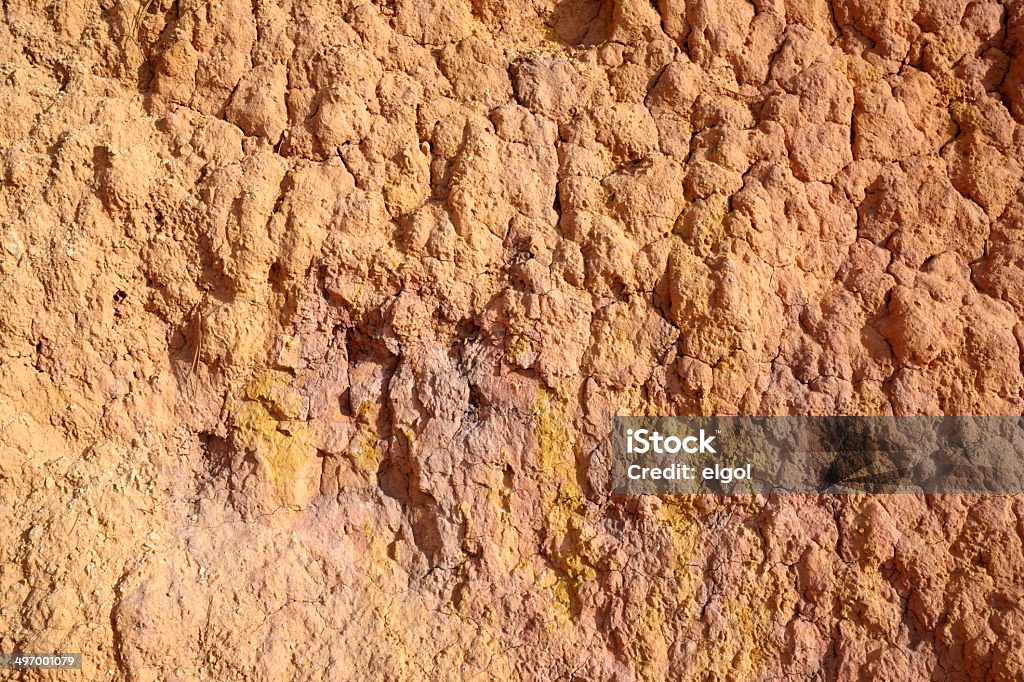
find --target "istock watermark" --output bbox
[612,416,1024,495]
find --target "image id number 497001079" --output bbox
[0,653,82,669]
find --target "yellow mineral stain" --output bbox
[532,386,596,612]
[688,564,783,681]
[505,333,532,364]
[227,370,316,508]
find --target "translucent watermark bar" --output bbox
[612,417,1024,495]
[0,653,83,669]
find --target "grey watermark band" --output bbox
[612,417,1024,495]
[0,653,83,669]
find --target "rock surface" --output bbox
[2,0,1024,679]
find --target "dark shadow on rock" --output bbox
[550,0,613,46]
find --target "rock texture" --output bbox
[2,0,1024,679]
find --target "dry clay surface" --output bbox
[3,0,1024,678]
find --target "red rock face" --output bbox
[1,0,1023,678]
